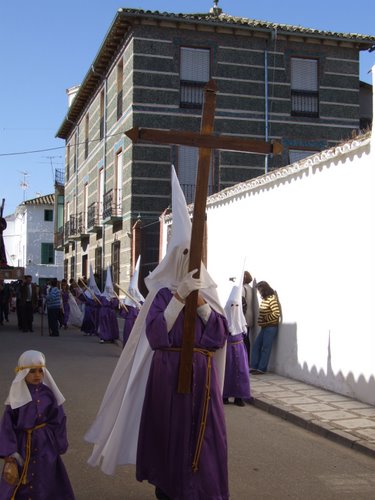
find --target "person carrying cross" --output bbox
[85,167,229,500]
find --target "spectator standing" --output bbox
[19,275,38,332]
[250,281,281,374]
[242,271,258,363]
[46,278,62,337]
[0,279,11,324]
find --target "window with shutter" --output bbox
[114,151,123,217]
[180,47,210,108]
[44,209,53,222]
[95,247,103,290]
[70,256,75,279]
[82,254,88,279]
[111,241,120,294]
[177,146,214,204]
[291,57,319,117]
[117,60,123,121]
[41,243,54,265]
[64,258,68,279]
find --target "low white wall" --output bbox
[205,137,375,405]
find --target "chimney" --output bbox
[210,0,222,15]
[66,85,80,108]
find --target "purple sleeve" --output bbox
[197,309,229,350]
[47,402,69,455]
[146,288,174,349]
[111,298,119,309]
[0,406,19,458]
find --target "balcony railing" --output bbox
[64,214,85,240]
[180,81,206,108]
[103,189,122,221]
[55,169,65,186]
[291,90,319,117]
[54,227,64,249]
[87,201,102,230]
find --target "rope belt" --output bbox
[11,423,47,500]
[160,347,213,472]
[229,339,244,345]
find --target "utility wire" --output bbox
[0,131,125,157]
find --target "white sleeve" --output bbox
[10,452,24,466]
[197,303,211,324]
[163,296,185,332]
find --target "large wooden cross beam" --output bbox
[125,79,282,393]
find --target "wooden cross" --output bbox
[125,79,282,393]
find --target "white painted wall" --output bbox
[203,136,375,405]
[4,201,63,283]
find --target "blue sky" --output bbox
[1,0,374,217]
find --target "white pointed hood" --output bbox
[145,166,224,315]
[124,256,145,307]
[102,266,116,299]
[85,263,100,298]
[225,284,247,335]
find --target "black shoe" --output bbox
[245,397,255,405]
[234,398,245,407]
[155,487,171,500]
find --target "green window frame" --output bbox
[41,243,54,264]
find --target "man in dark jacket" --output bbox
[19,275,38,332]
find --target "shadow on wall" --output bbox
[269,323,375,406]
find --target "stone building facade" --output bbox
[55,6,375,291]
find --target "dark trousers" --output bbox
[22,302,34,332]
[48,308,60,336]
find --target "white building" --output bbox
[4,194,63,285]
[161,79,375,406]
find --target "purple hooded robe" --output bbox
[223,333,251,399]
[136,288,229,500]
[0,384,75,499]
[119,305,139,348]
[98,297,119,342]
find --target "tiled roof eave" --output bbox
[24,194,55,206]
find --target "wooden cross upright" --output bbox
[125,79,282,393]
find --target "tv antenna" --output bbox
[42,155,62,182]
[19,170,29,202]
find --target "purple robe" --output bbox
[119,305,139,348]
[98,297,119,342]
[223,333,251,399]
[0,384,75,500]
[61,290,70,327]
[80,297,99,335]
[136,288,229,500]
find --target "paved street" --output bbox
[1,312,375,499]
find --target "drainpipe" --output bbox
[74,128,79,279]
[92,65,107,289]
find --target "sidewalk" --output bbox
[250,372,375,459]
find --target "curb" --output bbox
[252,397,375,460]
